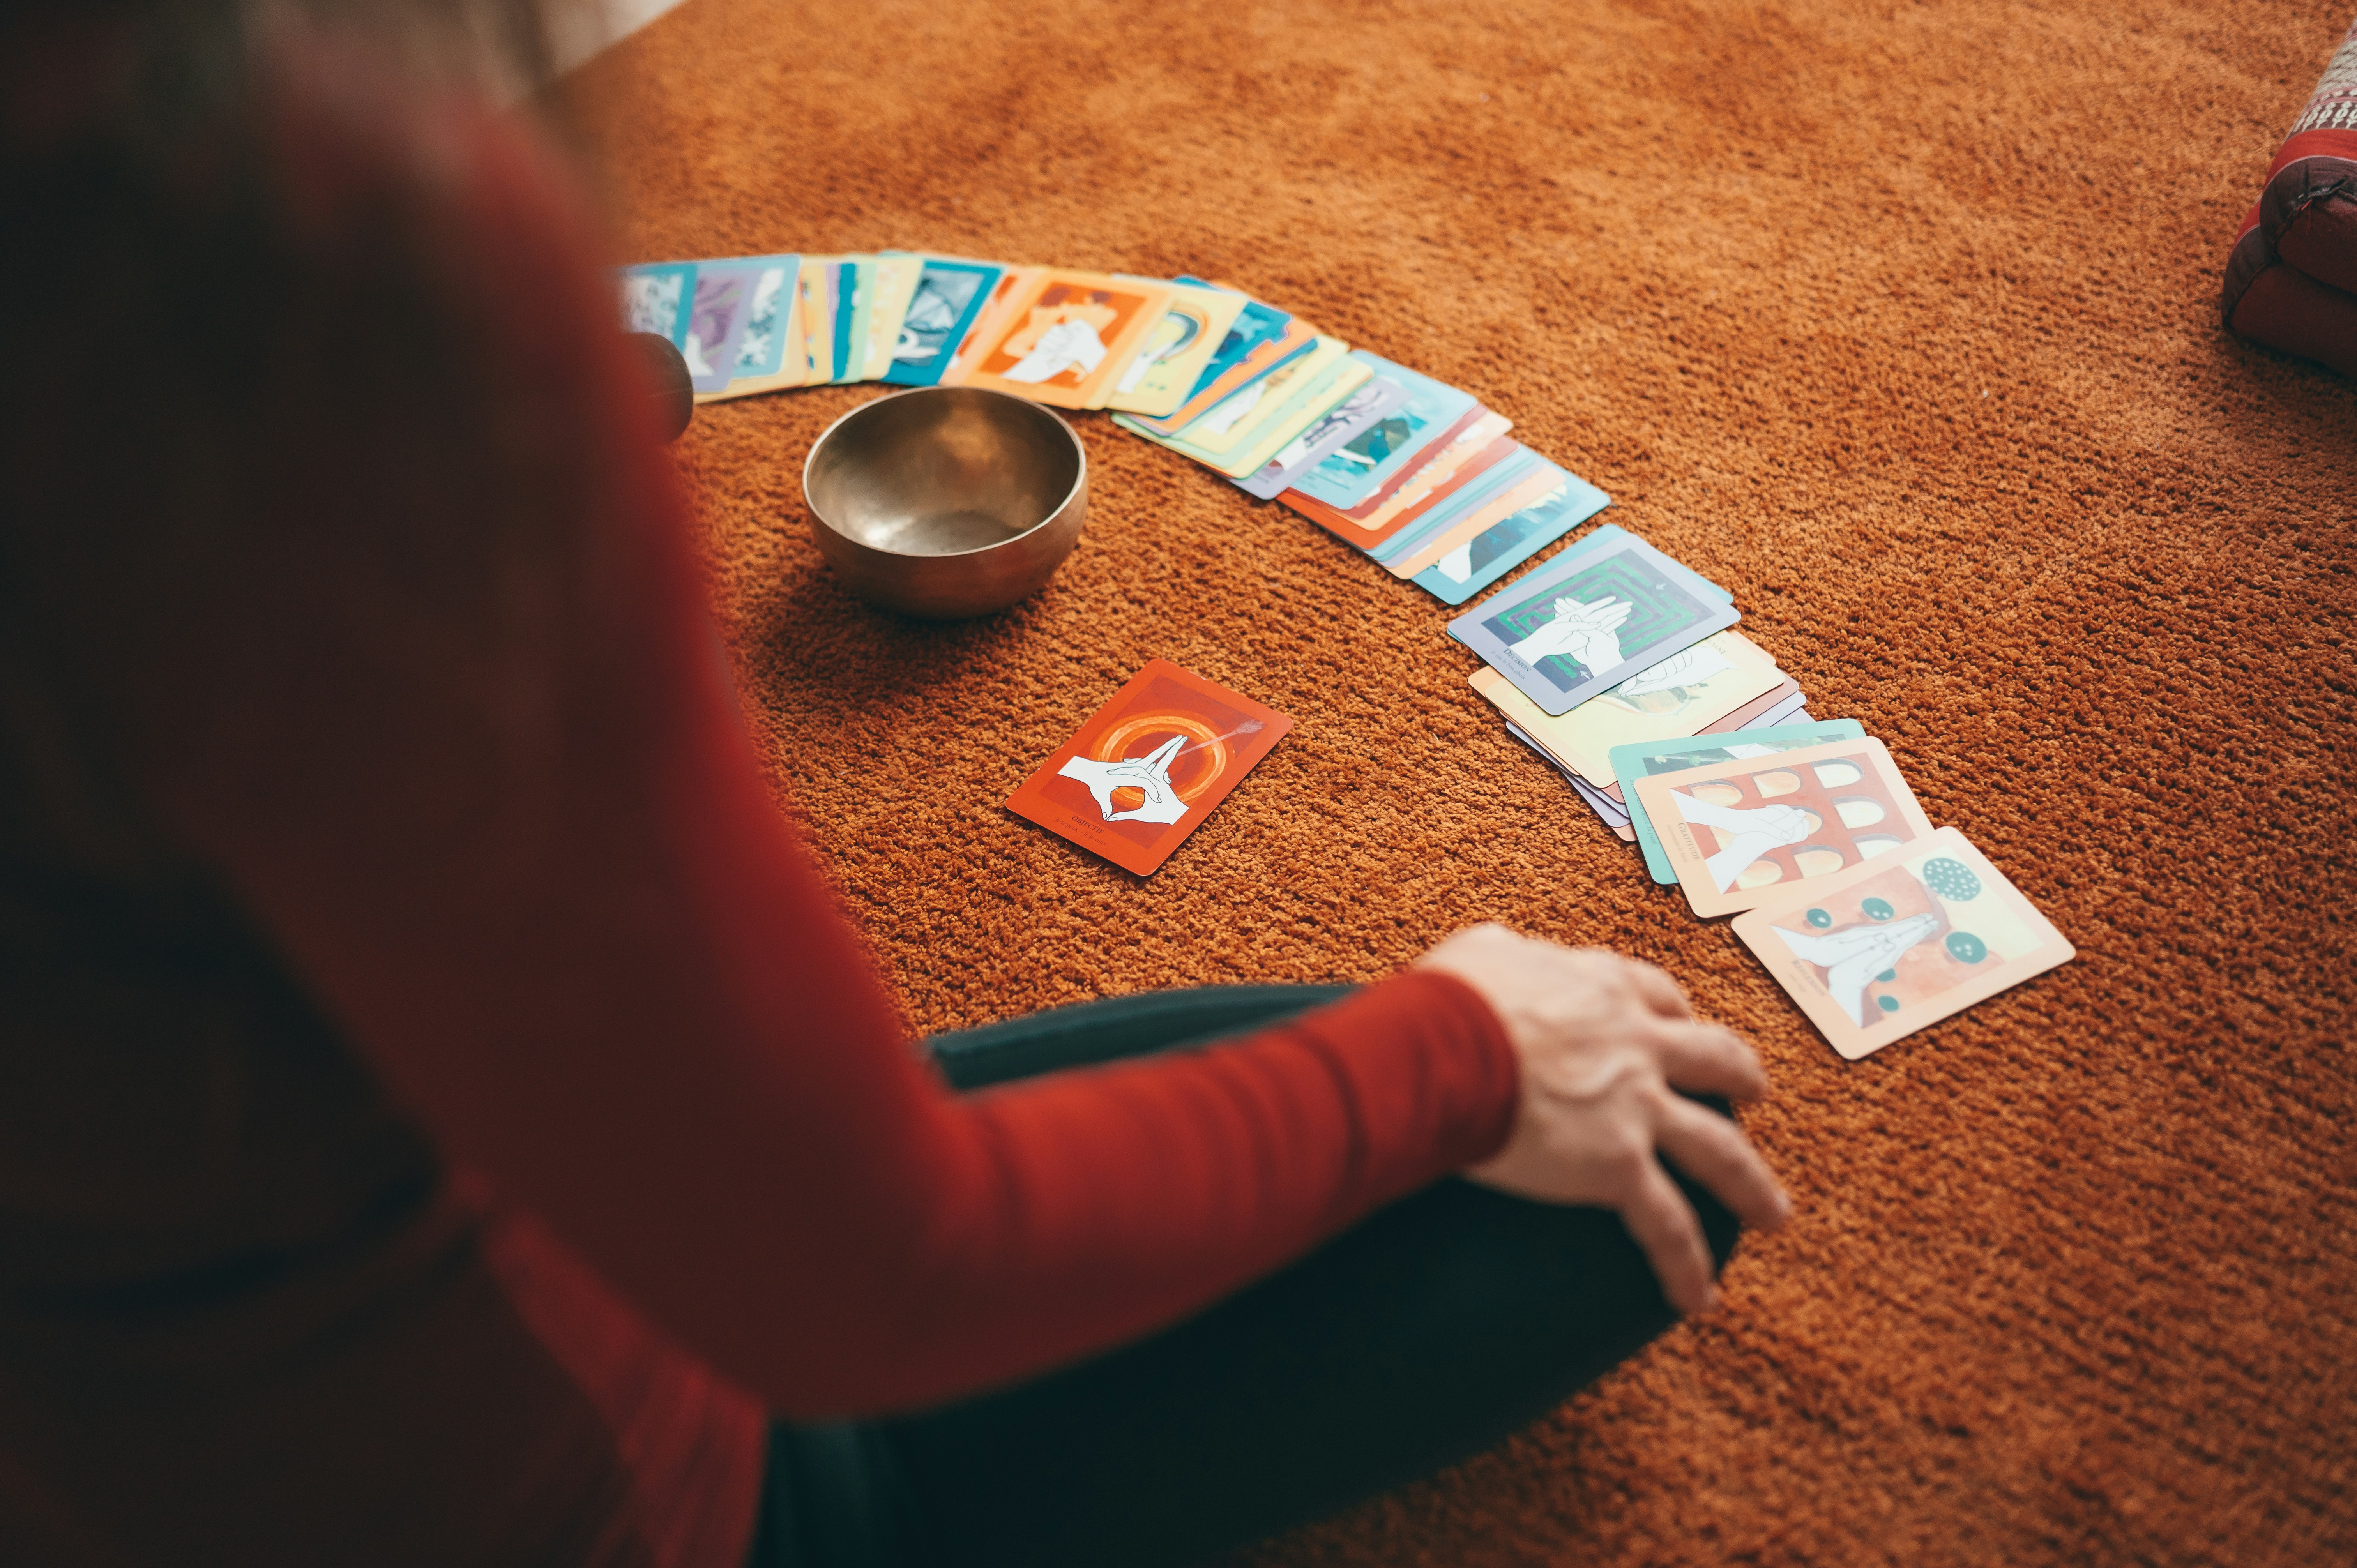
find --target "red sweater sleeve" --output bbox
[128,85,1520,1418]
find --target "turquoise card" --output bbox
[1370,446,1541,567]
[1613,721,1869,885]
[1444,524,1729,642]
[1412,468,1612,605]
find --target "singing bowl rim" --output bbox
[799,386,1088,561]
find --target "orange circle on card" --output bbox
[1092,713,1229,805]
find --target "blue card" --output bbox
[1612,721,1869,884]
[619,261,696,345]
[1369,446,1543,567]
[1412,469,1612,605]
[882,258,1005,386]
[1173,276,1291,400]
[827,260,859,386]
[1443,525,1731,644]
[1289,354,1477,510]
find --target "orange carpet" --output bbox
[557,2,2357,1561]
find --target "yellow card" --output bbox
[1468,631,1785,788]
[1104,282,1251,417]
[797,257,837,384]
[859,254,925,380]
[1209,355,1372,479]
[1160,335,1350,458]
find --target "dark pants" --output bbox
[748,986,1740,1568]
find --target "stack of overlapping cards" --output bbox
[1446,537,2074,1058]
[617,250,1614,605]
[623,247,2074,1058]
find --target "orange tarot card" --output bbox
[1006,660,1293,875]
[957,270,1175,409]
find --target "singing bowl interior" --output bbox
[802,387,1086,618]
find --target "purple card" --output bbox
[682,265,760,392]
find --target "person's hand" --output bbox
[1415,923,1789,1315]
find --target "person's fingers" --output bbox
[1657,1093,1790,1233]
[1618,959,1694,1021]
[1617,1160,1717,1315]
[1644,1018,1768,1100]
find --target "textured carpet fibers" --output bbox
[557,2,2357,1563]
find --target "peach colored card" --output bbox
[1632,738,1937,918]
[1733,827,2074,1059]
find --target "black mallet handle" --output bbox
[625,331,696,442]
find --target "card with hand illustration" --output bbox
[1408,473,1611,604]
[1105,281,1251,416]
[1386,456,1564,577]
[1629,738,1936,918]
[1005,660,1293,876]
[1286,355,1478,511]
[619,261,696,344]
[1732,827,2074,1060]
[880,257,1006,386]
[1122,335,1354,466]
[1610,721,1869,884]
[1128,313,1317,435]
[1373,445,1544,568]
[1198,348,1372,479]
[1467,629,1779,789]
[694,254,804,401]
[1452,537,1740,716]
[940,265,1041,384]
[956,269,1176,408]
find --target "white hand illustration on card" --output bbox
[1509,597,1631,673]
[1610,643,1733,698]
[1057,737,1192,825]
[1670,791,1812,893]
[1771,913,1942,1025]
[1003,319,1108,384]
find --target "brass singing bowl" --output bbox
[801,387,1088,619]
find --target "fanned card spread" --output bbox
[1732,828,2076,1059]
[1006,661,1292,875]
[627,243,2073,1060]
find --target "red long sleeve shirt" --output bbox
[0,46,1520,1568]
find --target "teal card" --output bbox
[1614,721,1868,884]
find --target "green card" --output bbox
[1613,721,1869,884]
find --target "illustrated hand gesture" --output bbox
[1415,925,1788,1316]
[1612,645,1706,698]
[1670,793,1812,893]
[1509,596,1632,674]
